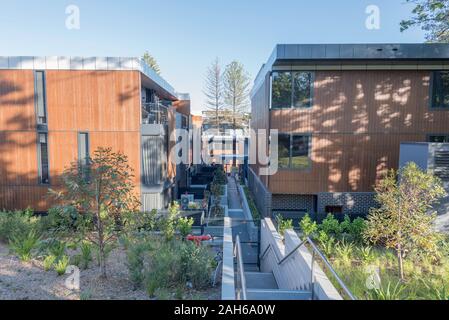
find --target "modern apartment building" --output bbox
[0,56,191,212]
[249,44,449,219]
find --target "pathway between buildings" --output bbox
[227,177,259,270]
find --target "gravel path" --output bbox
[0,243,220,300]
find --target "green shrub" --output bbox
[43,255,57,271]
[335,240,355,266]
[126,240,152,288]
[48,240,67,260]
[143,240,213,297]
[243,187,260,221]
[9,230,40,262]
[320,214,342,238]
[0,209,39,243]
[317,232,335,258]
[79,242,92,269]
[299,214,318,239]
[369,281,406,300]
[213,169,227,185]
[276,215,293,237]
[358,245,375,264]
[177,217,194,239]
[54,255,70,276]
[349,218,366,243]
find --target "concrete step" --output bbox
[246,289,313,300]
[245,272,278,290]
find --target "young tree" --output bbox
[51,147,140,278]
[364,162,446,281]
[203,58,224,131]
[142,51,161,75]
[400,0,449,42]
[223,61,250,130]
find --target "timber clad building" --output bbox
[250,44,449,219]
[0,57,191,212]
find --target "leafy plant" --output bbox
[43,255,57,271]
[335,240,354,265]
[276,215,293,237]
[177,217,194,239]
[318,234,335,258]
[364,162,446,280]
[358,245,375,264]
[54,255,70,276]
[243,186,260,220]
[0,209,39,243]
[49,147,140,278]
[79,241,92,269]
[369,281,406,300]
[9,231,40,262]
[299,214,318,239]
[126,240,152,288]
[48,240,66,260]
[320,214,342,238]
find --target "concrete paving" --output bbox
[227,178,260,267]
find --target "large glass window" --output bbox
[432,71,449,109]
[276,134,311,170]
[278,134,291,169]
[272,72,292,109]
[291,135,310,169]
[271,71,313,109]
[34,71,47,125]
[293,72,313,108]
[37,133,49,184]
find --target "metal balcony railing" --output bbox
[142,102,169,125]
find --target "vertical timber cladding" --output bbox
[0,70,47,210]
[0,70,142,211]
[269,69,449,195]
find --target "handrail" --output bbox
[234,235,247,300]
[259,237,356,300]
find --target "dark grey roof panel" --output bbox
[277,44,449,61]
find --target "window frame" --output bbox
[77,132,90,166]
[37,132,50,185]
[270,70,314,110]
[276,133,312,171]
[430,71,449,110]
[34,70,48,126]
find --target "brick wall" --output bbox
[317,192,377,219]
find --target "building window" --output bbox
[428,135,449,143]
[431,71,449,109]
[325,206,343,215]
[291,135,311,169]
[272,72,292,109]
[278,134,291,168]
[277,134,311,170]
[78,133,90,166]
[37,133,49,184]
[34,71,47,125]
[293,72,313,108]
[272,71,313,109]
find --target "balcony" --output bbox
[142,102,169,125]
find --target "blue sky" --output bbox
[0,0,426,114]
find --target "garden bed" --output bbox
[0,242,220,300]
